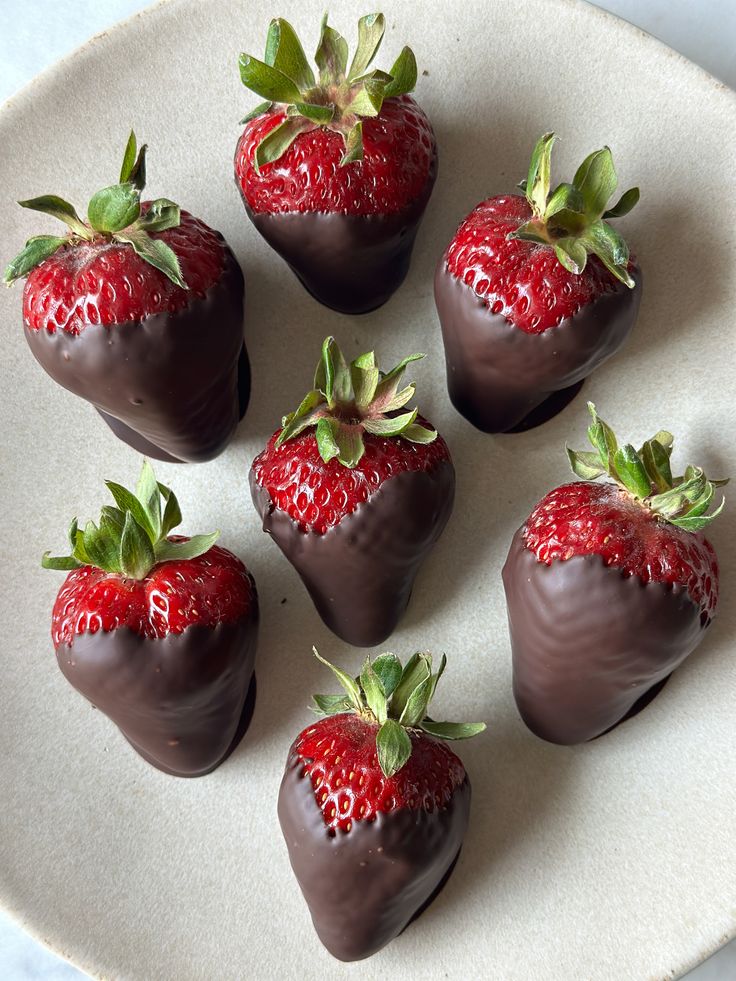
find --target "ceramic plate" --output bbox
[1,1,735,978]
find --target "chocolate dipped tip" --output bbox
[238,152,436,315]
[502,527,705,744]
[250,462,455,647]
[434,260,641,433]
[278,751,471,960]
[57,617,259,776]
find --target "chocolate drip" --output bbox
[239,154,437,315]
[502,528,705,744]
[434,262,642,433]
[56,607,259,777]
[24,245,248,463]
[278,749,471,961]
[250,462,455,647]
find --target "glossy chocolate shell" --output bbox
[502,527,705,744]
[434,262,642,433]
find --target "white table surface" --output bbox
[0,1,734,978]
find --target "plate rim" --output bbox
[1,0,734,978]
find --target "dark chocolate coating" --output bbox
[502,528,705,744]
[24,245,248,463]
[56,609,259,777]
[278,748,471,961]
[250,462,455,647]
[240,153,437,315]
[434,262,642,433]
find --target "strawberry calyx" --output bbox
[238,12,417,171]
[508,132,639,287]
[276,335,436,468]
[42,460,219,580]
[4,132,186,288]
[567,402,728,531]
[311,648,485,779]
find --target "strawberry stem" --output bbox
[238,12,419,169]
[311,648,486,778]
[42,460,219,580]
[275,336,436,468]
[566,403,727,531]
[508,132,639,287]
[4,132,186,288]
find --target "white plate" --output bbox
[1,1,735,978]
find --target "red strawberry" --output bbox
[250,337,454,646]
[278,649,484,960]
[44,461,259,776]
[5,132,249,463]
[502,403,726,744]
[435,132,642,432]
[235,13,436,314]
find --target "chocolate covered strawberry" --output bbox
[43,461,259,776]
[235,13,436,314]
[503,404,726,744]
[435,132,642,432]
[250,337,454,646]
[5,132,249,463]
[279,648,484,960]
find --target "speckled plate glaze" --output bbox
[1,1,734,979]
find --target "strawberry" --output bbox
[435,132,642,432]
[43,461,259,776]
[249,337,454,646]
[5,132,249,463]
[502,403,726,744]
[235,13,436,313]
[278,649,484,960]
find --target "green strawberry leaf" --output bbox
[264,17,315,89]
[524,132,556,218]
[41,552,83,570]
[613,444,651,499]
[254,116,312,172]
[348,13,385,80]
[311,693,353,717]
[383,46,417,98]
[376,718,412,778]
[554,237,588,276]
[363,409,418,437]
[3,235,68,284]
[312,647,363,713]
[340,121,364,165]
[82,519,122,573]
[119,131,147,191]
[87,183,141,234]
[119,511,156,579]
[603,186,639,219]
[573,146,618,220]
[159,483,183,536]
[238,53,303,103]
[567,447,607,480]
[371,653,403,699]
[360,657,388,724]
[420,720,487,740]
[137,199,180,233]
[115,228,186,288]
[291,102,335,125]
[18,195,90,238]
[315,16,349,84]
[105,479,156,542]
[402,422,437,444]
[154,533,219,564]
[240,100,273,125]
[136,460,161,539]
[390,653,431,718]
